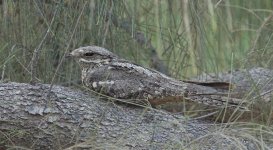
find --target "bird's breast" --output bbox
[81,68,88,85]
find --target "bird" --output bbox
[68,46,249,110]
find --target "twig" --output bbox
[102,0,113,47]
[190,111,219,120]
[1,45,16,81]
[48,1,88,93]
[251,11,273,51]
[215,0,224,8]
[29,3,60,84]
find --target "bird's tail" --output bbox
[185,93,250,111]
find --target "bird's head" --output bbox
[68,46,118,68]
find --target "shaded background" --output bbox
[1,0,273,85]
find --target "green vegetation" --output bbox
[1,0,273,149]
[1,0,273,83]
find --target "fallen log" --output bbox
[1,67,273,149]
[0,82,211,149]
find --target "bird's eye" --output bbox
[85,52,95,56]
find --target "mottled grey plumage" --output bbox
[69,46,248,110]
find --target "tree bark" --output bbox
[0,82,210,149]
[1,68,273,149]
[163,67,273,122]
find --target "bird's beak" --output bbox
[65,52,73,58]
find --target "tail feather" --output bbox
[186,94,249,111]
[148,93,249,111]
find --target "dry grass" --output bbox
[1,0,273,149]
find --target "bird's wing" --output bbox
[183,83,250,110]
[85,61,249,110]
[182,80,233,90]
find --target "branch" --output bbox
[29,3,59,84]
[0,82,268,149]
